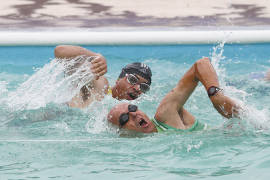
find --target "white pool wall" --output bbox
[1,30,270,45]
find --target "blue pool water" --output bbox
[0,44,270,179]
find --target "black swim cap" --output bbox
[119,62,152,85]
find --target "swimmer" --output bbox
[107,58,241,133]
[249,70,270,81]
[55,45,152,108]
[265,69,270,81]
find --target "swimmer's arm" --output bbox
[155,58,199,127]
[194,58,241,118]
[155,57,240,123]
[54,45,107,79]
[54,45,98,59]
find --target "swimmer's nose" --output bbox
[129,111,137,118]
[133,84,140,92]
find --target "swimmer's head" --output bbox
[107,103,157,133]
[119,62,152,85]
[112,62,152,100]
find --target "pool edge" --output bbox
[1,30,270,46]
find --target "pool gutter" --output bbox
[1,30,270,46]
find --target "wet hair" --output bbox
[118,62,152,85]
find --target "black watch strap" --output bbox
[207,86,221,97]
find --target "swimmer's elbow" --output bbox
[155,101,175,122]
[154,113,161,122]
[54,45,67,59]
[154,110,166,122]
[194,57,210,70]
[54,45,76,59]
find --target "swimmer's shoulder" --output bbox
[265,70,270,81]
[93,76,109,94]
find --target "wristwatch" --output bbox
[207,86,222,97]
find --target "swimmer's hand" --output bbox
[265,70,270,81]
[90,54,107,80]
[211,92,242,119]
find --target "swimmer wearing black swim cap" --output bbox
[119,62,152,85]
[54,45,152,108]
[113,62,152,100]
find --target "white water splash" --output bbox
[210,41,226,86]
[85,94,120,134]
[187,140,203,152]
[4,56,96,110]
[0,81,8,95]
[241,106,270,130]
[211,42,270,130]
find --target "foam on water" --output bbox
[2,56,96,111]
[209,41,270,131]
[0,80,8,94]
[210,40,226,86]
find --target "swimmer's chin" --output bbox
[118,93,138,100]
[127,93,138,100]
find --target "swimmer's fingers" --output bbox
[92,69,107,80]
[95,69,107,80]
[91,63,107,75]
[91,54,107,75]
[91,54,107,68]
[232,104,245,119]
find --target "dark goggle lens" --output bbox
[118,104,138,127]
[128,104,138,112]
[139,83,150,93]
[127,74,138,85]
[119,113,129,127]
[127,74,150,93]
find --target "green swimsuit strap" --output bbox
[151,118,205,133]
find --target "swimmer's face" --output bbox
[114,74,149,100]
[107,103,157,133]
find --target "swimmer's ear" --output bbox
[115,78,121,84]
[94,75,99,80]
[107,114,113,122]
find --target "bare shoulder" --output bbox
[93,76,109,94]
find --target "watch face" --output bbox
[209,87,216,94]
[208,86,219,97]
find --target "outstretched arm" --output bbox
[194,58,240,118]
[54,45,107,79]
[155,58,240,127]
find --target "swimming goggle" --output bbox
[126,74,150,93]
[118,104,138,127]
